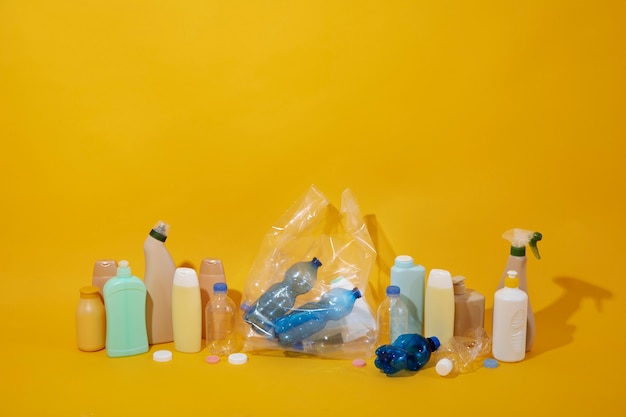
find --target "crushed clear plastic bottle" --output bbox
[244,258,322,336]
[274,287,362,346]
[434,328,492,377]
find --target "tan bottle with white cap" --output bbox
[144,221,176,345]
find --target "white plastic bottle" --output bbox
[390,255,426,335]
[424,269,454,345]
[172,267,202,353]
[492,270,528,362]
[144,221,176,345]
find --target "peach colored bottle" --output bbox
[198,258,226,339]
[76,286,106,352]
[144,221,176,345]
[453,275,485,336]
[92,259,117,297]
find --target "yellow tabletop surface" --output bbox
[1,1,624,416]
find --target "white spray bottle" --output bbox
[497,228,543,352]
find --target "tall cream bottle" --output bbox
[144,221,176,345]
[198,258,226,339]
[172,267,202,353]
[424,269,454,345]
[92,260,117,297]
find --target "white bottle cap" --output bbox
[153,350,173,362]
[173,267,199,287]
[228,353,248,365]
[436,358,453,376]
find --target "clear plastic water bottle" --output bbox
[205,283,237,355]
[274,287,362,346]
[244,257,322,336]
[377,285,409,345]
[374,333,440,376]
[435,328,492,377]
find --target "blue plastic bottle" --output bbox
[274,287,362,346]
[103,260,149,358]
[244,257,322,336]
[374,333,440,376]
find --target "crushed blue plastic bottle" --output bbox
[244,258,322,336]
[274,287,362,346]
[374,334,440,376]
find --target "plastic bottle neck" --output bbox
[510,246,526,256]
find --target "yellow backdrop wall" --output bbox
[1,1,624,416]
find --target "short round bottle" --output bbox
[76,285,106,352]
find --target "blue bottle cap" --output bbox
[484,358,499,368]
[386,285,401,296]
[213,282,227,292]
[429,336,441,350]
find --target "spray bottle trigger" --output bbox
[529,232,543,260]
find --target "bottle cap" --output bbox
[394,255,414,267]
[79,286,100,295]
[311,257,322,268]
[427,269,453,289]
[505,270,519,288]
[153,350,172,362]
[93,260,116,277]
[352,358,367,368]
[149,221,170,242]
[213,282,228,293]
[452,276,466,295]
[228,353,248,365]
[205,355,220,364]
[173,267,199,287]
[386,285,401,296]
[117,260,132,278]
[200,258,225,277]
[484,358,499,368]
[428,336,441,351]
[436,358,453,376]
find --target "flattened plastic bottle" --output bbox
[244,258,322,336]
[274,287,362,346]
[374,333,440,376]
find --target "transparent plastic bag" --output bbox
[240,185,377,359]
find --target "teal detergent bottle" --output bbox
[497,228,543,352]
[103,260,149,358]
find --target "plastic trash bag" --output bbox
[240,185,377,359]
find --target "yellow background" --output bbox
[1,1,624,416]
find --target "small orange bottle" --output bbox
[76,285,106,352]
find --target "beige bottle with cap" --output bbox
[144,220,176,345]
[452,276,485,336]
[92,260,117,297]
[198,258,226,339]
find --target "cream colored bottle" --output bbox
[144,221,176,345]
[453,275,485,336]
[172,267,202,353]
[424,269,454,345]
[92,259,117,297]
[76,285,106,352]
[198,258,226,339]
